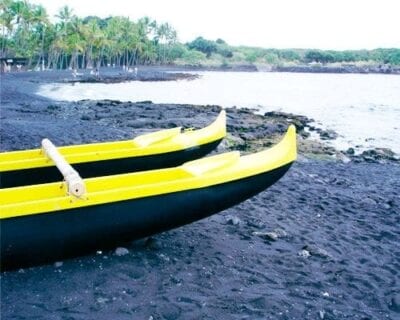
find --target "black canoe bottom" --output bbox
[0,139,222,188]
[0,162,292,270]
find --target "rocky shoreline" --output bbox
[66,70,199,84]
[1,70,399,320]
[272,64,400,75]
[175,63,400,75]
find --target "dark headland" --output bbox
[1,69,399,320]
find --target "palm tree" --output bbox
[82,18,102,68]
[104,16,124,67]
[137,17,158,64]
[0,0,14,57]
[67,16,85,69]
[165,24,177,63]
[31,4,48,69]
[10,0,30,56]
[155,22,177,64]
[55,5,71,68]
[56,5,72,26]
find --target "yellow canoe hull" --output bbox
[0,125,296,269]
[0,111,226,188]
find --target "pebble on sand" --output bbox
[115,247,129,256]
[96,297,109,304]
[298,249,311,258]
[253,228,287,241]
[225,215,241,225]
[302,245,332,259]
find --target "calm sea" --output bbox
[38,72,400,154]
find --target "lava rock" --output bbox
[319,129,338,140]
[361,197,377,206]
[226,215,241,226]
[302,245,332,259]
[346,147,355,155]
[253,228,287,241]
[388,293,400,312]
[298,249,311,258]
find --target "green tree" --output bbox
[31,4,48,69]
[264,52,279,65]
[0,0,15,57]
[244,51,257,64]
[305,50,334,63]
[182,49,206,64]
[187,37,217,58]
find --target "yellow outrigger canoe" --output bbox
[0,111,226,188]
[0,125,296,269]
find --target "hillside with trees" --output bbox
[1,0,399,71]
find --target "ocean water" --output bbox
[38,72,400,154]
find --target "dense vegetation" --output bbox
[1,0,399,70]
[0,0,181,69]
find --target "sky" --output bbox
[29,0,400,50]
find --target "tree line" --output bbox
[187,38,400,66]
[1,0,399,70]
[0,0,181,69]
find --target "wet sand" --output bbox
[1,70,399,319]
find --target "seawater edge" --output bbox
[35,69,400,155]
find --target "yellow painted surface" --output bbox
[0,111,226,171]
[0,125,296,219]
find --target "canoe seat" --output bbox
[133,127,181,147]
[182,152,240,176]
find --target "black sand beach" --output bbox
[1,70,399,319]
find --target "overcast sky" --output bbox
[30,0,400,50]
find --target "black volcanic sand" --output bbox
[1,71,400,320]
